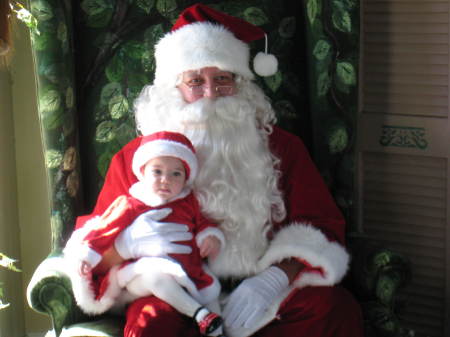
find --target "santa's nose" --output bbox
[202,85,220,99]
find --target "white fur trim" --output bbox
[132,138,198,185]
[154,22,254,87]
[197,263,221,305]
[65,262,123,315]
[258,223,350,288]
[63,217,103,268]
[63,220,125,315]
[195,227,226,250]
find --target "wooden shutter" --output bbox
[359,1,450,336]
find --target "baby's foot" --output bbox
[193,307,223,336]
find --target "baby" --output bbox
[74,131,225,336]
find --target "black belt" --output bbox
[220,277,244,293]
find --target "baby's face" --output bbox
[142,156,186,201]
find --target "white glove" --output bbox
[223,266,289,330]
[114,208,193,259]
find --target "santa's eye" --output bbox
[214,74,234,85]
[182,75,202,86]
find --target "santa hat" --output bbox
[132,131,198,186]
[153,3,278,87]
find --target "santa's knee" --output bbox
[287,286,362,319]
[125,296,186,336]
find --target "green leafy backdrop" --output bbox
[304,0,359,229]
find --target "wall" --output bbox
[8,20,52,336]
[359,0,450,336]
[0,63,25,337]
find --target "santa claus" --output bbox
[63,3,363,337]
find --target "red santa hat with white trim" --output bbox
[132,131,198,186]
[153,3,278,87]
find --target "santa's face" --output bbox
[177,67,237,103]
[142,156,186,202]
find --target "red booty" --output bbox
[197,312,223,335]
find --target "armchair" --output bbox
[25,1,413,336]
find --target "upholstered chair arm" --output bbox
[347,234,414,337]
[26,254,86,337]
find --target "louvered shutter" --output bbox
[359,1,450,336]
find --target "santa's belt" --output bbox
[220,277,244,293]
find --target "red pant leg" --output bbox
[124,295,201,337]
[254,286,363,337]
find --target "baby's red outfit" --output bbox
[81,191,220,295]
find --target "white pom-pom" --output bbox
[253,52,278,77]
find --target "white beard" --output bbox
[134,82,286,277]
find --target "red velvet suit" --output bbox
[67,126,364,337]
[82,192,218,292]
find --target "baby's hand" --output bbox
[79,261,92,276]
[199,236,221,260]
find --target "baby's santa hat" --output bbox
[132,131,198,186]
[154,3,278,87]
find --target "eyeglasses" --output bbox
[180,83,235,97]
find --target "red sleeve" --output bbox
[269,126,346,245]
[82,195,138,254]
[75,137,142,229]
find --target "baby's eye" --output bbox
[152,169,162,175]
[172,171,183,177]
